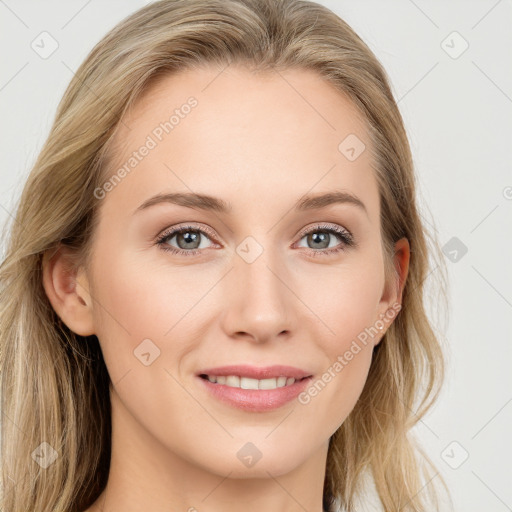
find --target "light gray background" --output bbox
[1,1,511,511]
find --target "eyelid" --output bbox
[157,222,219,244]
[294,222,353,243]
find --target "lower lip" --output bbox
[197,376,313,412]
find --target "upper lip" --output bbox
[197,364,313,380]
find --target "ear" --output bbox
[42,245,95,336]
[374,237,410,343]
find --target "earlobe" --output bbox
[42,246,95,336]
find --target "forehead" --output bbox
[100,64,379,222]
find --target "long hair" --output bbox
[0,1,450,510]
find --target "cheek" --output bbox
[87,242,222,390]
[87,245,180,383]
[295,322,375,446]
[296,261,382,431]
[313,261,384,349]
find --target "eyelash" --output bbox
[155,223,356,257]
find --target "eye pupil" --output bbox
[308,231,330,249]
[178,230,200,249]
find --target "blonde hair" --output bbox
[0,0,450,510]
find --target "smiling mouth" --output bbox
[198,374,310,390]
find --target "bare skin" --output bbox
[43,64,409,512]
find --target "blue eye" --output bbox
[295,224,355,257]
[156,225,215,256]
[156,223,355,257]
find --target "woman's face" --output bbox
[66,65,407,480]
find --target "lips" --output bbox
[195,364,314,412]
[195,364,314,411]
[197,371,313,412]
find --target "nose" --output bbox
[220,250,296,344]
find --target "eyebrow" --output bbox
[134,190,368,216]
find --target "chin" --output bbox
[199,442,309,479]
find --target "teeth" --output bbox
[226,375,240,387]
[277,376,287,387]
[204,375,297,390]
[240,377,259,389]
[259,378,280,390]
